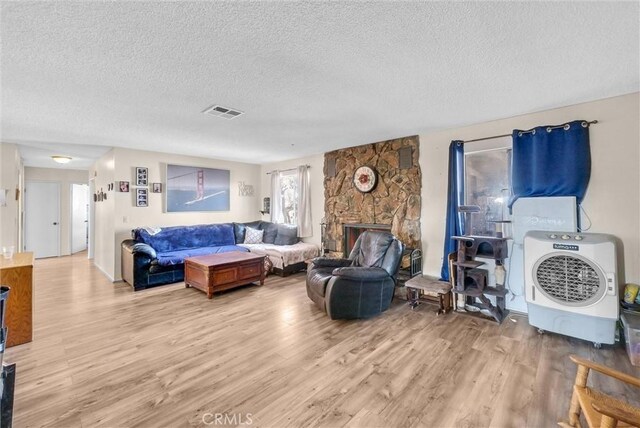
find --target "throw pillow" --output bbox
[260,222,278,244]
[244,220,262,229]
[233,222,246,244]
[275,224,298,246]
[244,227,264,244]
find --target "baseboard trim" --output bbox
[93,262,115,282]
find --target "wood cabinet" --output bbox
[0,253,34,347]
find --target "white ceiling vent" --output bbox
[202,104,244,120]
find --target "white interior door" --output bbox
[71,183,89,254]
[25,181,60,258]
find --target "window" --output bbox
[464,146,512,236]
[280,171,298,225]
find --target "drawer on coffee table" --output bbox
[238,262,262,280]
[211,267,238,285]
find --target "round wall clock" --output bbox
[353,166,377,193]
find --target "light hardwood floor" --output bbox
[5,253,639,427]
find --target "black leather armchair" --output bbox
[306,231,404,319]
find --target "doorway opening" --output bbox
[71,183,89,254]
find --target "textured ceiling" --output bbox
[17,141,111,169]
[1,1,638,168]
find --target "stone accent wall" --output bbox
[324,136,421,255]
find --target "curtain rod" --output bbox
[266,165,311,175]
[461,120,598,144]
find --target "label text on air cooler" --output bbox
[553,243,579,251]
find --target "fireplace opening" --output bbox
[343,223,392,257]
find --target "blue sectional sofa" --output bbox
[121,221,317,291]
[121,223,248,291]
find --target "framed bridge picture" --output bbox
[165,164,230,212]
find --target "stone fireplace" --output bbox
[324,136,422,256]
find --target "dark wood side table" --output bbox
[184,251,266,299]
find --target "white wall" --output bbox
[420,92,640,285]
[87,93,639,287]
[0,143,23,251]
[24,167,88,256]
[92,147,262,281]
[90,150,116,280]
[260,154,325,248]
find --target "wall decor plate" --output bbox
[353,166,377,193]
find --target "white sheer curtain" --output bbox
[270,170,284,223]
[296,165,312,237]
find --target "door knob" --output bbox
[53,222,59,225]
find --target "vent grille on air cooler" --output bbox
[534,254,604,305]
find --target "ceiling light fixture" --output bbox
[51,155,72,164]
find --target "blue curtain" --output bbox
[440,141,465,282]
[508,120,591,210]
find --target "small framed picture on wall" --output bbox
[151,183,162,193]
[135,167,148,186]
[136,188,148,207]
[118,181,130,192]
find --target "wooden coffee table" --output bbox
[184,251,266,299]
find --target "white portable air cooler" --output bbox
[524,231,619,345]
